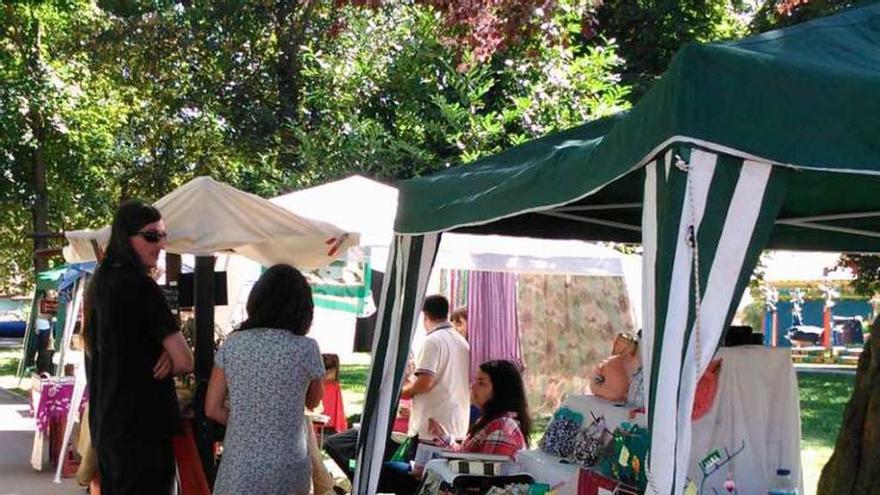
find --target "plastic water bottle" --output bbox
[768,468,798,495]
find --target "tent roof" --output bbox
[64,177,359,268]
[394,1,880,252]
[35,262,95,292]
[272,175,638,276]
[272,175,398,248]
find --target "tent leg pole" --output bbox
[192,255,217,487]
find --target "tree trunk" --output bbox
[274,0,301,171]
[31,107,49,274]
[273,0,317,173]
[817,317,880,494]
[16,10,51,274]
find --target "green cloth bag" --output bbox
[390,435,415,462]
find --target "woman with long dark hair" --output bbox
[380,360,532,494]
[429,359,532,456]
[206,264,325,495]
[85,200,194,494]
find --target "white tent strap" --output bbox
[775,219,880,239]
[540,210,642,232]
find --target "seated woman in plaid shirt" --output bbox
[428,359,532,458]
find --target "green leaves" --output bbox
[1,0,634,291]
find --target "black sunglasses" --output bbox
[136,230,168,243]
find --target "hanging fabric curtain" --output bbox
[353,233,441,495]
[448,269,469,311]
[467,271,521,379]
[641,147,790,493]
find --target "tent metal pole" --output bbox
[554,202,642,212]
[774,220,880,238]
[776,211,880,223]
[541,211,642,231]
[193,255,217,487]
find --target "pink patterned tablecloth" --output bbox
[30,376,87,434]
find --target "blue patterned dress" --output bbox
[213,329,325,495]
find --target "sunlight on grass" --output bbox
[797,372,854,495]
[339,364,370,420]
[0,348,30,397]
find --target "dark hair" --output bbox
[84,200,161,353]
[450,307,468,324]
[470,360,532,446]
[237,264,314,335]
[422,294,449,321]
[103,200,163,270]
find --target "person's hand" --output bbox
[153,350,173,379]
[427,418,449,444]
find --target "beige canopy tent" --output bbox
[63,176,359,267]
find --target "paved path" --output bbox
[0,387,82,495]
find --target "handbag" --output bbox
[567,413,613,467]
[390,435,415,462]
[538,406,583,458]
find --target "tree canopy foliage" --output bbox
[0,0,868,292]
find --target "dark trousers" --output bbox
[97,436,175,495]
[378,461,422,495]
[324,428,422,494]
[323,427,415,477]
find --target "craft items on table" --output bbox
[32,376,82,434]
[518,393,647,495]
[29,375,85,472]
[485,483,531,495]
[589,333,641,403]
[691,440,745,495]
[577,469,640,495]
[416,457,534,495]
[595,422,649,492]
[566,414,613,468]
[539,406,584,458]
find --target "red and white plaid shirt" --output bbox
[438,412,525,458]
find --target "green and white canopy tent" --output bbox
[354,2,880,494]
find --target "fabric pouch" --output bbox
[538,406,583,457]
[567,414,613,467]
[596,422,650,492]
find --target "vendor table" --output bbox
[29,375,84,471]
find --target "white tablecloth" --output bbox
[688,346,803,493]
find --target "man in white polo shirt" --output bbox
[401,294,471,440]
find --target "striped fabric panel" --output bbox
[354,233,441,495]
[468,270,521,379]
[448,460,502,475]
[642,148,789,494]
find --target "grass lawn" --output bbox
[798,372,855,495]
[338,364,370,423]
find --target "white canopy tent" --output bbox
[267,177,641,360]
[271,175,641,300]
[64,176,359,267]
